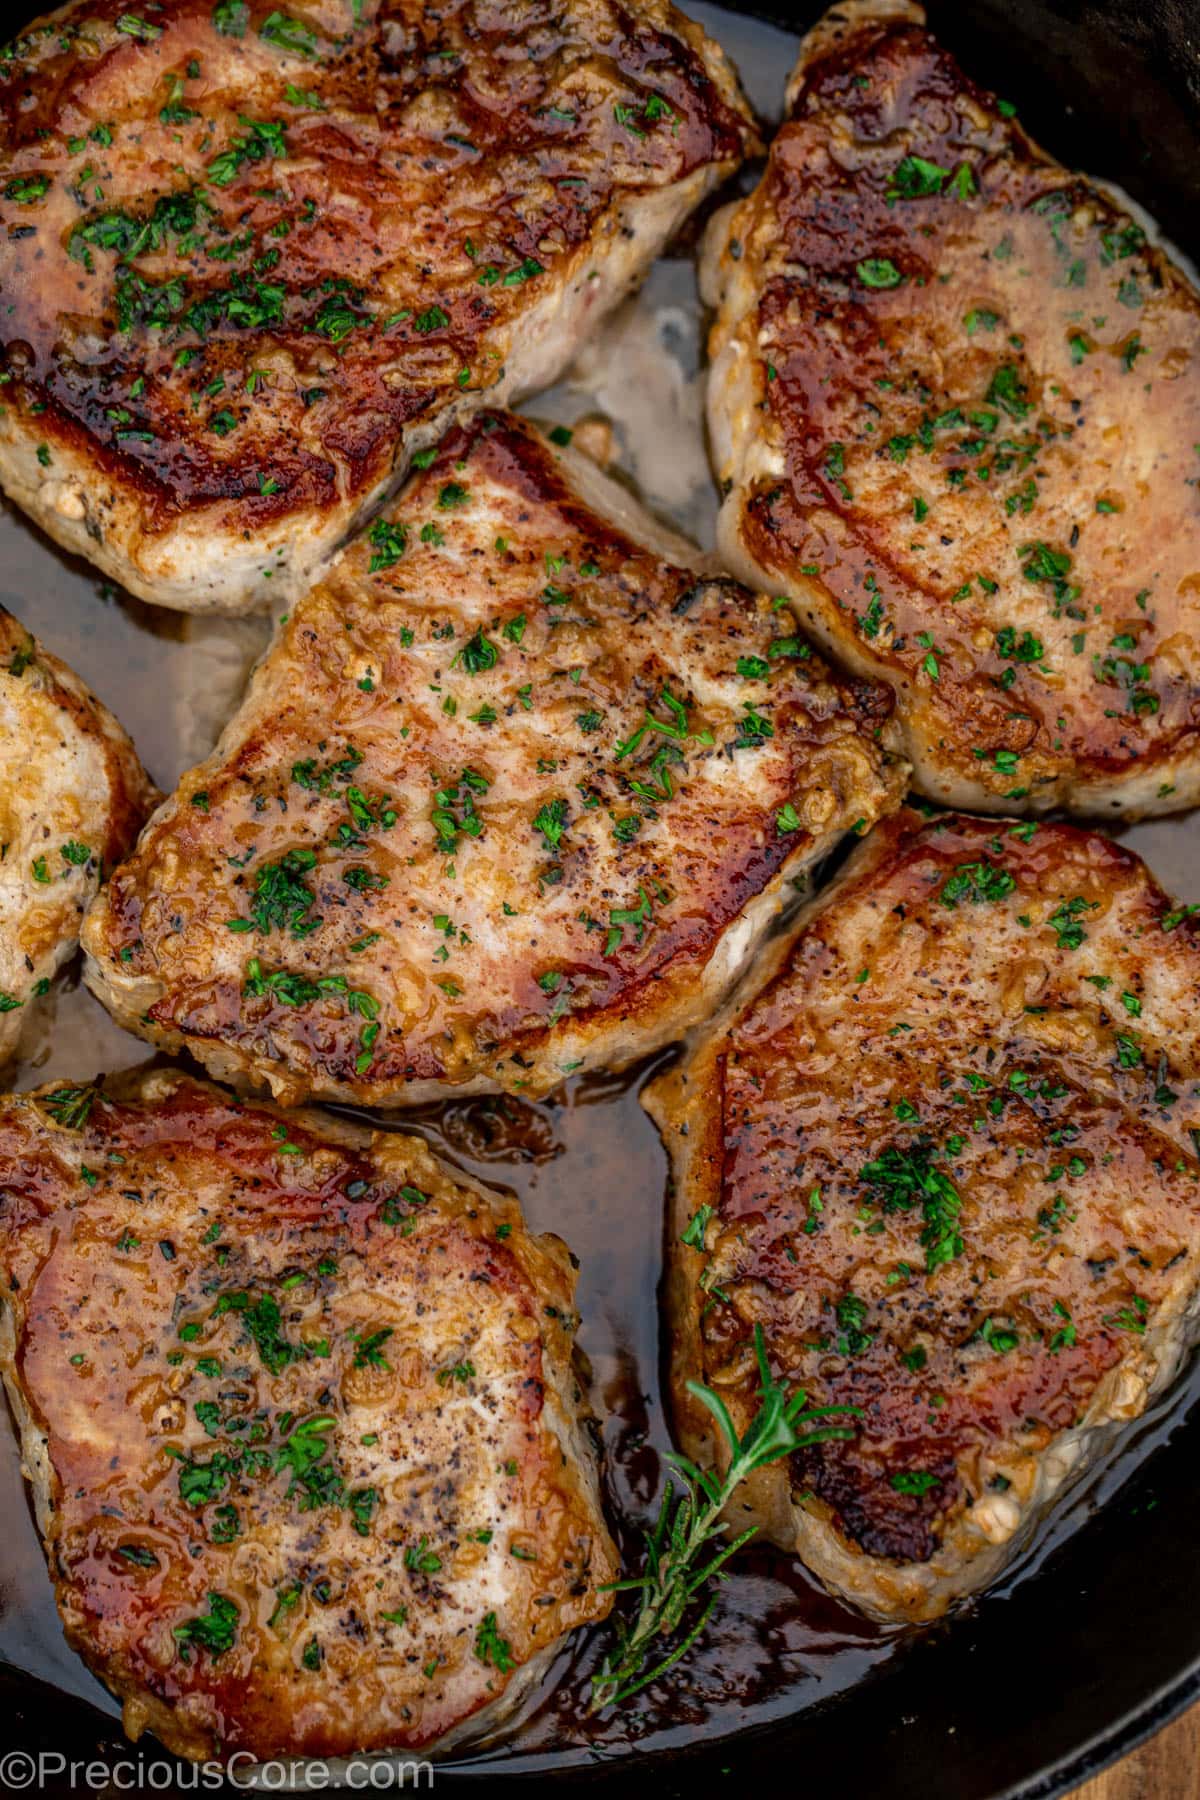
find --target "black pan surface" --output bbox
[1,2,1198,1794]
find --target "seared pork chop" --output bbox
[0,605,151,1063]
[0,1068,616,1762]
[648,808,1200,1621]
[702,0,1200,817]
[0,0,757,615]
[82,412,906,1106]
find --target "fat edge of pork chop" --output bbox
[0,1068,618,1763]
[0,605,153,1063]
[0,0,759,615]
[646,807,1200,1621]
[701,0,1200,819]
[81,412,908,1107]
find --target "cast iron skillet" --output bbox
[2,2,1198,1794]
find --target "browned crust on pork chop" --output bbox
[703,0,1200,817]
[0,604,153,1062]
[0,0,757,612]
[0,1068,616,1761]
[648,807,1200,1619]
[82,411,906,1105]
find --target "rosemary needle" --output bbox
[590,1324,859,1711]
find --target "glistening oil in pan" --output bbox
[0,0,1199,1779]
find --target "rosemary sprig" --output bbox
[590,1325,858,1711]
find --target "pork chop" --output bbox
[82,411,906,1106]
[702,0,1200,817]
[647,808,1200,1621]
[0,605,152,1064]
[0,1067,617,1763]
[0,0,757,614]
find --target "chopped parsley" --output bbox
[474,1610,515,1674]
[938,859,1015,909]
[173,1592,238,1661]
[858,1141,964,1272]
